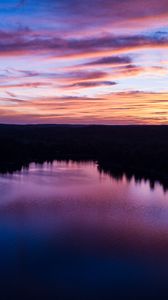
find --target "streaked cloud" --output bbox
[0,0,167,124]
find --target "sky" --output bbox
[0,0,168,124]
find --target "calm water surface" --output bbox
[0,160,168,298]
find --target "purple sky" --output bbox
[0,0,168,124]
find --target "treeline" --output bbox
[0,124,168,189]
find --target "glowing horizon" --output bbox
[0,0,168,124]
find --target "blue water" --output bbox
[0,161,168,298]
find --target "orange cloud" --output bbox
[0,92,167,124]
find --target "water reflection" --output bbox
[1,158,168,192]
[0,160,168,236]
[0,160,168,298]
[98,163,168,193]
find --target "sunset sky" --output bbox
[0,0,168,124]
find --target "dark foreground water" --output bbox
[0,161,168,299]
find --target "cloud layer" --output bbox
[0,0,168,124]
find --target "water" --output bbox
[0,160,168,298]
